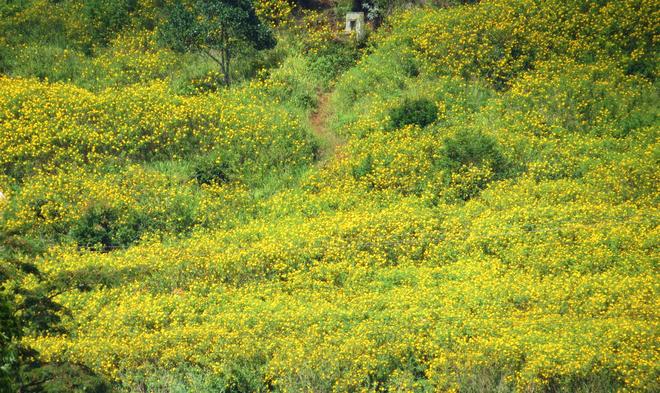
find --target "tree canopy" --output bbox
[161,0,276,86]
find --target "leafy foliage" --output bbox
[439,130,508,179]
[160,0,276,85]
[388,97,438,129]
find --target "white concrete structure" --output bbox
[345,12,366,39]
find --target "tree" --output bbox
[161,0,276,86]
[1,291,19,393]
[0,233,111,392]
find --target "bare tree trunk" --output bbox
[198,28,232,87]
[199,47,227,86]
[221,29,231,87]
[223,47,231,87]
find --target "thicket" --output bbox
[388,97,438,129]
[0,78,316,182]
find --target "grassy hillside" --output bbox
[1,0,658,392]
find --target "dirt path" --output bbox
[310,91,344,165]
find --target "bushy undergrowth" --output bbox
[0,77,315,183]
[1,0,658,392]
[389,97,438,130]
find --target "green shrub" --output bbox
[82,0,138,45]
[434,130,511,201]
[439,130,508,178]
[70,204,118,250]
[389,98,438,129]
[192,153,231,185]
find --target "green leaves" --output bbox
[160,0,275,85]
[439,130,508,179]
[388,98,438,130]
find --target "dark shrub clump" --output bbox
[389,98,438,129]
[439,130,509,178]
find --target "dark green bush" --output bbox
[70,200,195,251]
[432,131,510,203]
[82,0,138,44]
[70,204,125,251]
[439,130,509,178]
[389,98,438,129]
[192,154,231,185]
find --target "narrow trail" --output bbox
[309,91,345,165]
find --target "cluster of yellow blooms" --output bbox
[24,182,658,390]
[408,0,657,88]
[87,30,178,87]
[254,0,294,28]
[0,77,315,181]
[3,0,658,391]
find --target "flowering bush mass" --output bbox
[0,0,658,392]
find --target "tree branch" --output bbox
[198,46,223,68]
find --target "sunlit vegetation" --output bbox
[1,0,658,392]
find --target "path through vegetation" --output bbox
[310,91,344,164]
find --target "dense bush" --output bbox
[82,0,138,44]
[388,97,438,129]
[192,153,232,185]
[439,130,508,179]
[0,78,316,183]
[70,204,124,251]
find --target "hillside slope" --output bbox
[1,0,658,392]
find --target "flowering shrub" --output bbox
[410,0,658,87]
[0,77,316,182]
